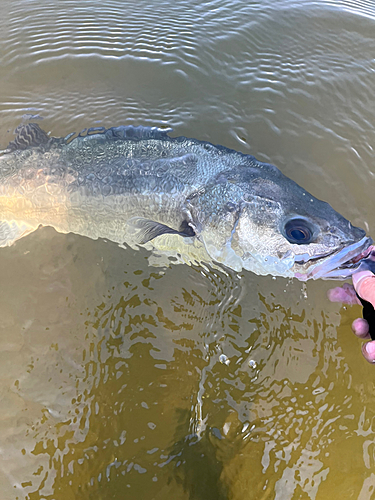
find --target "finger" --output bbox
[352,318,371,339]
[352,272,375,305]
[327,283,361,305]
[361,341,375,364]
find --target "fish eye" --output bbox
[284,219,314,245]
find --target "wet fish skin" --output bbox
[0,123,371,280]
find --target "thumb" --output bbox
[352,271,375,306]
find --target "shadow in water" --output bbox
[168,409,228,500]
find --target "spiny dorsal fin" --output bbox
[64,125,173,145]
[103,125,172,141]
[7,123,50,151]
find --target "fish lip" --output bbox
[305,236,373,280]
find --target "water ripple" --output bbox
[3,0,199,67]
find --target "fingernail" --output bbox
[365,342,375,355]
[352,271,374,288]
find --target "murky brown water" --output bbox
[1,0,375,498]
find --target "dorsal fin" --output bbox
[64,125,173,144]
[103,125,172,141]
[6,124,173,151]
[7,123,50,151]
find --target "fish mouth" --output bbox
[299,236,373,280]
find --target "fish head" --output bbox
[189,163,372,280]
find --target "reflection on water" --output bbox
[1,0,375,498]
[1,229,375,499]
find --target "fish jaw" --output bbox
[294,236,373,281]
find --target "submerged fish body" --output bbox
[0,123,371,280]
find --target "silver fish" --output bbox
[0,123,371,280]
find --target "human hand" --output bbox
[328,271,375,363]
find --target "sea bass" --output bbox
[0,123,371,280]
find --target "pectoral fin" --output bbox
[0,221,37,247]
[126,217,195,245]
